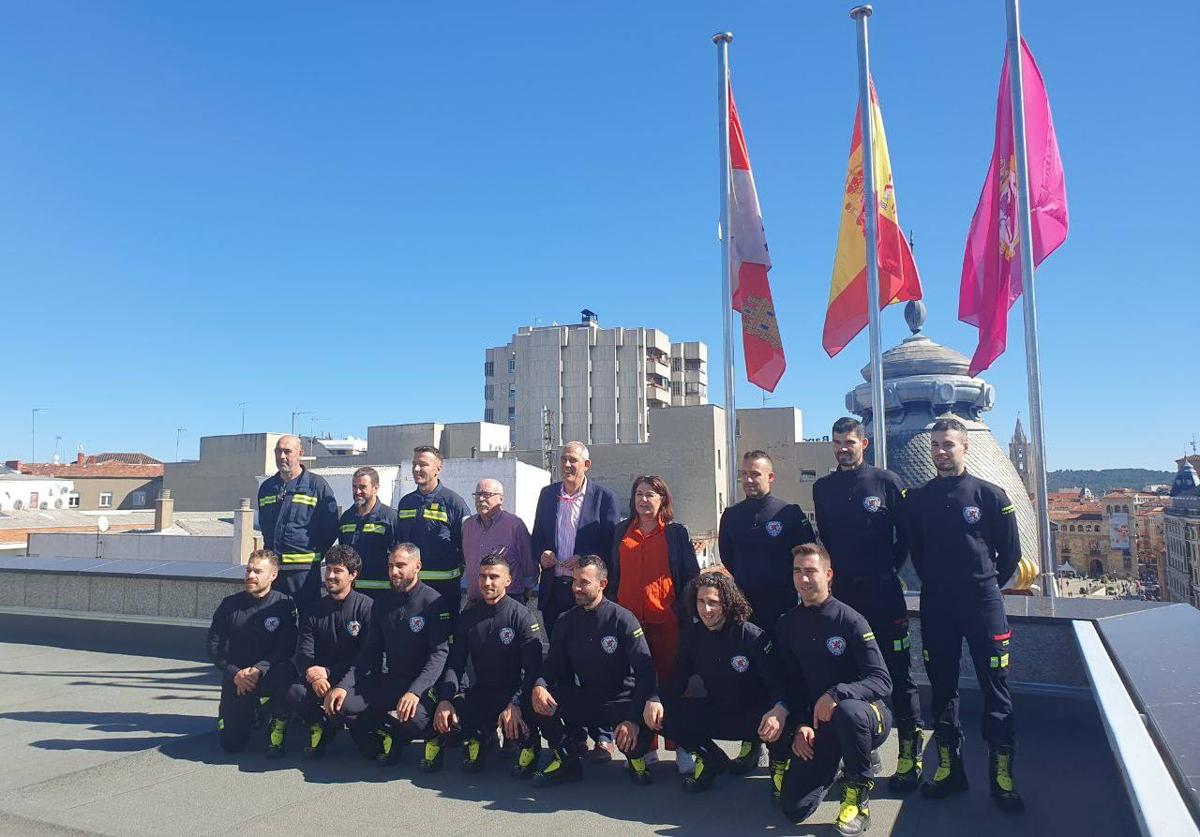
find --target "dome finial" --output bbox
[904,300,926,335]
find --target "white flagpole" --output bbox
[1005,0,1056,598]
[850,6,888,469]
[714,32,738,507]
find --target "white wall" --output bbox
[0,477,75,511]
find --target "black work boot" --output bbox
[769,758,790,806]
[729,741,762,775]
[511,740,541,779]
[266,716,288,759]
[303,721,335,759]
[418,737,445,773]
[532,747,584,787]
[889,728,924,793]
[920,736,968,798]
[835,779,873,836]
[682,747,729,794]
[989,745,1025,813]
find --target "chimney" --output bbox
[154,489,174,531]
[76,451,85,465]
[232,497,256,564]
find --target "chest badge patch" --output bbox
[499,627,515,646]
[765,520,783,537]
[963,506,982,525]
[409,615,425,633]
[730,655,750,673]
[347,620,361,637]
[263,616,280,633]
[826,635,847,656]
[600,635,618,654]
[863,496,882,513]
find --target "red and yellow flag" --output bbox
[823,80,922,357]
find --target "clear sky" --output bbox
[1,1,1195,470]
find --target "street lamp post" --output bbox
[175,427,188,462]
[31,407,46,463]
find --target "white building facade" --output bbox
[484,312,708,450]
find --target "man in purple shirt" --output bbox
[462,479,535,605]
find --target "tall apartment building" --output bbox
[484,310,708,450]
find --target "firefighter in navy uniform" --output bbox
[813,417,924,792]
[529,555,657,787]
[717,449,815,771]
[906,417,1023,813]
[279,545,373,759]
[429,552,544,775]
[642,571,792,796]
[257,434,338,611]
[206,549,298,753]
[393,446,471,621]
[322,542,451,767]
[337,466,397,598]
[775,544,892,836]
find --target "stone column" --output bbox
[154,489,174,532]
[232,498,255,565]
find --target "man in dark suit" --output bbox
[531,441,621,636]
[530,441,621,762]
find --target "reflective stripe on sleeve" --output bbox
[354,579,391,590]
[419,567,463,581]
[259,495,278,507]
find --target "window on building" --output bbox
[508,406,516,420]
[671,357,682,371]
[68,494,80,508]
[508,384,517,400]
[800,469,818,482]
[131,491,147,507]
[508,354,516,373]
[99,492,113,508]
[671,382,682,396]
[484,408,495,423]
[485,384,494,400]
[484,360,495,377]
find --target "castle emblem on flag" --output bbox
[741,295,783,350]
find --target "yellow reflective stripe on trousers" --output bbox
[419,568,463,581]
[869,701,884,734]
[291,494,318,507]
[362,523,387,534]
[259,495,278,507]
[280,552,317,565]
[893,634,911,652]
[354,579,391,590]
[990,653,1010,669]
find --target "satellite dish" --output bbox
[96,516,110,533]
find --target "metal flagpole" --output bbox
[1005,0,1056,598]
[850,6,887,469]
[714,32,738,506]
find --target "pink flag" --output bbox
[728,83,785,392]
[959,38,1068,376]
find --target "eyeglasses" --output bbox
[634,492,661,501]
[472,492,501,500]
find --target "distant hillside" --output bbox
[1047,469,1174,494]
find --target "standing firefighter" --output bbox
[906,417,1023,812]
[393,446,471,621]
[338,466,397,597]
[257,434,338,610]
[813,417,923,791]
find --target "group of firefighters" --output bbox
[206,415,1024,832]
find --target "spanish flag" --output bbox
[823,80,922,358]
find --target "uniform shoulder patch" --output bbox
[1000,504,1015,515]
[862,631,875,642]
[631,627,644,639]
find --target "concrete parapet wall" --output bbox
[27,533,236,563]
[0,569,240,621]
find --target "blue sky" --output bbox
[1,1,1194,470]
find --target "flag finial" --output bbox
[850,5,873,20]
[712,32,732,44]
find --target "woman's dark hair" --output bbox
[685,570,752,626]
[628,474,675,523]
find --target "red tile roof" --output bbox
[18,462,163,479]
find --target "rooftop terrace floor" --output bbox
[0,641,1138,836]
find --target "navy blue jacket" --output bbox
[530,480,620,613]
[258,467,339,600]
[338,500,398,593]
[393,483,471,585]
